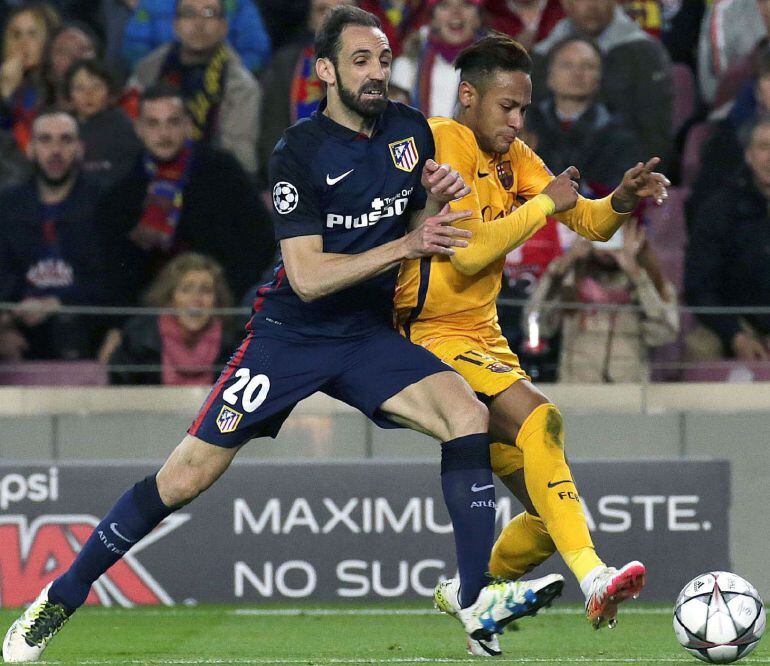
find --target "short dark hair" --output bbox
[546,36,602,73]
[63,58,116,101]
[314,5,382,66]
[138,82,188,115]
[455,32,532,93]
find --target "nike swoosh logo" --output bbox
[547,479,573,488]
[110,522,137,543]
[471,483,495,492]
[477,171,489,178]
[326,168,354,185]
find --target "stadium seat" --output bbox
[671,63,697,136]
[681,122,714,186]
[644,186,688,250]
[644,186,688,292]
[0,361,108,386]
[682,361,770,382]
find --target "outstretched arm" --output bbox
[282,206,471,302]
[557,157,670,241]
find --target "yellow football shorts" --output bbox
[420,335,528,478]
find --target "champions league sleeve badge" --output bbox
[389,137,419,173]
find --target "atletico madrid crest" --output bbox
[216,405,243,433]
[389,137,419,172]
[496,160,514,189]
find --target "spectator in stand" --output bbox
[63,58,143,187]
[525,222,678,382]
[687,46,770,227]
[697,0,766,107]
[104,252,237,385]
[99,84,274,309]
[359,0,427,56]
[258,0,354,187]
[685,116,770,362]
[122,0,271,73]
[390,0,483,118]
[126,0,262,176]
[706,0,770,112]
[0,110,108,360]
[0,3,61,151]
[45,22,100,105]
[524,36,642,191]
[484,0,564,51]
[532,0,673,169]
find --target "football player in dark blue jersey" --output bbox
[2,7,563,663]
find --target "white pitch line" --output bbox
[34,658,770,665]
[31,657,770,666]
[230,608,673,617]
[62,606,673,618]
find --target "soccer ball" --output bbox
[674,571,766,663]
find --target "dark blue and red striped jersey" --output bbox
[250,99,434,338]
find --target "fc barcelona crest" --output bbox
[389,137,419,172]
[216,405,243,433]
[496,160,514,189]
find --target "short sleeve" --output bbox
[268,142,322,240]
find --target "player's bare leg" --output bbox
[487,380,645,629]
[382,372,564,652]
[3,436,239,663]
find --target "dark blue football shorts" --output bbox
[188,326,452,448]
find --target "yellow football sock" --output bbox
[516,403,604,583]
[489,511,555,580]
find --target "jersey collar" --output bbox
[314,97,387,140]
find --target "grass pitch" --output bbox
[1,603,768,666]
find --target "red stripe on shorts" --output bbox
[188,331,254,436]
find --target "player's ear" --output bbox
[457,81,476,110]
[316,57,337,87]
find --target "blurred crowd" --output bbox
[0,0,768,386]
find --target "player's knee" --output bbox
[522,402,566,451]
[542,403,565,449]
[444,397,488,440]
[157,472,203,507]
[156,457,216,507]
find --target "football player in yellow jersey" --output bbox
[395,33,670,644]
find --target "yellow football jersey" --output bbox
[394,117,629,343]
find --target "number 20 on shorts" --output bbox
[222,369,271,412]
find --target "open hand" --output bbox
[0,55,24,99]
[615,157,670,209]
[421,159,471,204]
[14,296,61,327]
[732,332,769,361]
[403,204,472,258]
